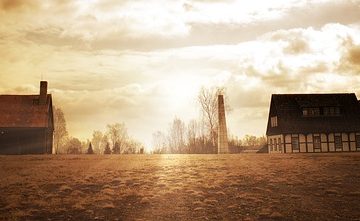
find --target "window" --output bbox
[313,135,321,150]
[278,138,282,152]
[323,107,341,116]
[270,116,278,127]
[302,108,320,117]
[334,135,342,150]
[274,139,278,151]
[303,107,341,117]
[291,137,299,150]
[356,135,360,149]
[310,108,320,116]
[270,139,273,151]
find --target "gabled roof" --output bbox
[266,93,360,135]
[0,94,53,128]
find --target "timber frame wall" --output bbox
[268,132,360,153]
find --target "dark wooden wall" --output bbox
[0,128,53,154]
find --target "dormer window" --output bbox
[302,107,320,116]
[303,107,340,117]
[270,116,278,127]
[323,107,340,116]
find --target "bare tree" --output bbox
[100,134,109,154]
[80,140,89,154]
[168,117,186,153]
[228,135,243,153]
[104,142,111,154]
[106,123,128,154]
[91,130,103,154]
[243,135,257,147]
[198,87,218,147]
[197,86,231,152]
[187,119,198,153]
[65,137,82,154]
[256,135,267,146]
[152,131,167,153]
[124,138,143,154]
[112,142,120,154]
[53,107,68,154]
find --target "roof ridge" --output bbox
[0,94,51,96]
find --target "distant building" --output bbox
[0,81,54,154]
[266,93,360,153]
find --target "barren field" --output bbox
[0,154,359,221]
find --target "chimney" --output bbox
[39,81,48,105]
[218,94,229,154]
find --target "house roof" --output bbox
[0,94,53,128]
[266,93,360,135]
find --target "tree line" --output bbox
[151,87,267,154]
[151,118,266,154]
[53,86,266,154]
[53,108,144,154]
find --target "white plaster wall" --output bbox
[299,134,306,143]
[349,133,355,141]
[321,134,327,142]
[286,144,292,153]
[285,135,291,143]
[268,132,360,153]
[307,134,313,142]
[300,143,306,152]
[342,133,348,141]
[321,143,328,152]
[308,143,314,152]
[350,142,356,151]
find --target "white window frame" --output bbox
[270,116,278,127]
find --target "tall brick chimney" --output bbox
[39,81,48,105]
[218,94,229,154]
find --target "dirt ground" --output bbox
[0,154,359,221]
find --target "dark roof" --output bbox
[0,94,53,128]
[266,93,360,135]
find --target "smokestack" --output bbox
[39,81,48,105]
[218,94,229,154]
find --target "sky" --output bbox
[1,0,360,149]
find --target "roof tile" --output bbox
[0,94,52,128]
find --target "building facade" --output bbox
[0,81,54,154]
[266,93,360,153]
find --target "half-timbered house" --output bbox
[0,81,54,154]
[266,93,360,153]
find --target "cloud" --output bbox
[2,84,37,94]
[24,26,86,48]
[347,45,360,65]
[1,0,358,53]
[0,0,38,11]
[39,23,360,123]
[338,41,360,74]
[269,29,310,54]
[2,1,360,144]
